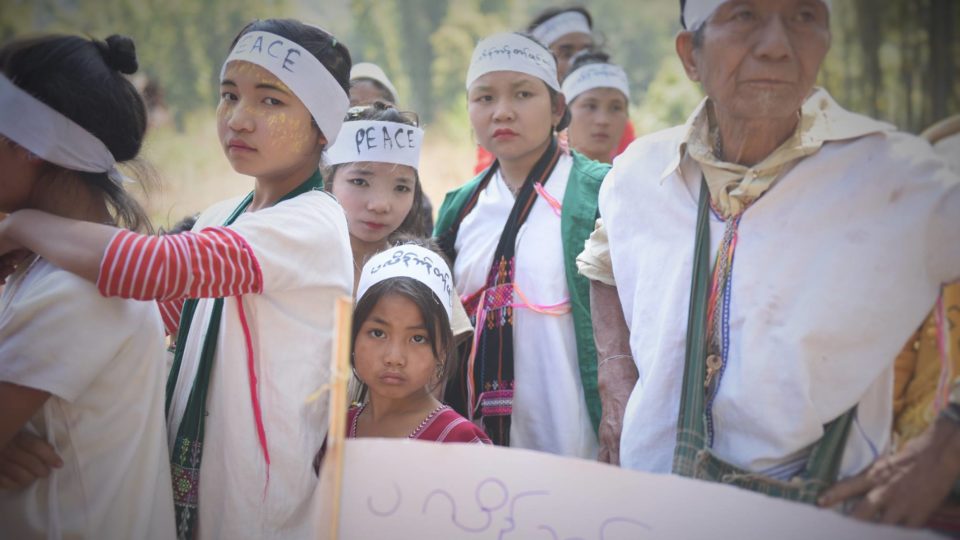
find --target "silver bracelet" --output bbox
[599,354,632,369]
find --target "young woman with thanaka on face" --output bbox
[323,104,424,288]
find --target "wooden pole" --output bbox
[326,295,353,540]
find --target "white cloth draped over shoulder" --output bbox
[602,91,960,479]
[166,190,352,538]
[454,153,599,459]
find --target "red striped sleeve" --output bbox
[157,299,185,337]
[97,227,263,301]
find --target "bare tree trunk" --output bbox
[856,0,883,118]
[928,0,955,124]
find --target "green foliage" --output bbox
[2,0,955,136]
[0,0,294,130]
[632,59,703,135]
[429,0,510,121]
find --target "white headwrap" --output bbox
[0,74,127,185]
[530,11,592,47]
[221,31,350,145]
[325,120,424,169]
[562,63,631,104]
[350,62,400,104]
[466,32,561,92]
[684,0,832,30]
[357,245,454,319]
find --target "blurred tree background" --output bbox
[1,0,956,224]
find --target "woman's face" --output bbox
[567,87,628,163]
[467,71,563,165]
[216,60,324,181]
[330,161,417,247]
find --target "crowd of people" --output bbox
[0,0,958,538]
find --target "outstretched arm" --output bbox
[0,209,262,302]
[0,210,114,284]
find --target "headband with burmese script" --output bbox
[220,31,350,144]
[0,75,127,185]
[466,32,561,92]
[562,63,631,104]
[356,245,454,320]
[325,120,424,169]
[530,11,592,47]
[683,0,832,30]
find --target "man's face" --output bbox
[551,32,594,80]
[677,0,831,122]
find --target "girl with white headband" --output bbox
[434,32,607,458]
[562,51,631,164]
[324,103,427,288]
[0,19,355,539]
[0,34,175,538]
[314,241,489,473]
[324,102,474,367]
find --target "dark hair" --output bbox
[159,213,199,235]
[680,0,688,28]
[515,32,571,132]
[527,6,594,33]
[230,19,352,143]
[0,34,153,232]
[567,49,611,77]
[351,263,456,401]
[323,101,429,237]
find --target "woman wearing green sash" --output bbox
[0,19,354,539]
[434,32,608,458]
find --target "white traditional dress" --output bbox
[598,90,960,479]
[454,154,599,458]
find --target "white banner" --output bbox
[315,438,940,540]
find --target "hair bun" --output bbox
[96,35,139,75]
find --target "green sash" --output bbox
[671,176,855,504]
[166,170,323,539]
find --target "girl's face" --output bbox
[330,161,416,247]
[217,61,325,181]
[354,292,440,402]
[567,87,629,163]
[468,71,563,165]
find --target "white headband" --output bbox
[0,75,127,185]
[466,32,560,92]
[350,62,400,104]
[325,120,424,169]
[684,0,832,30]
[530,11,592,47]
[357,245,454,319]
[221,31,350,145]
[562,63,630,104]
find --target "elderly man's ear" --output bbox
[675,31,701,83]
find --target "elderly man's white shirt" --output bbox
[604,97,960,478]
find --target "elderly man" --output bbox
[579,0,960,524]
